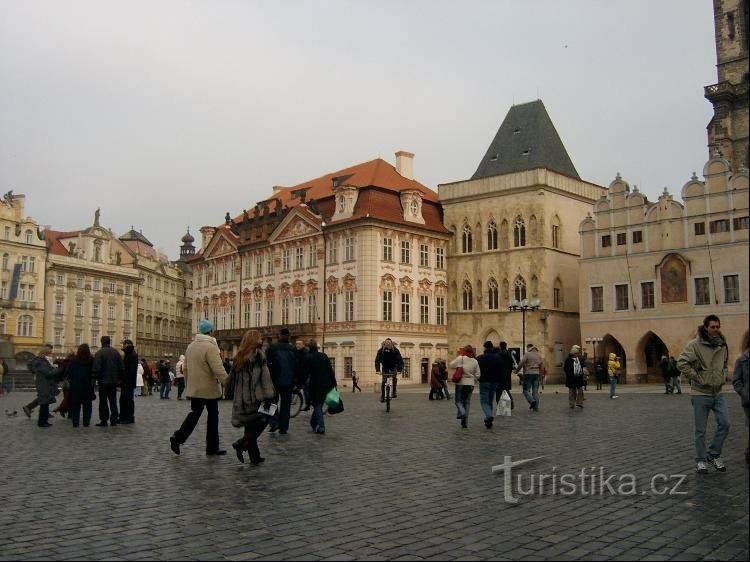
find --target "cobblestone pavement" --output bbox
[1,384,747,561]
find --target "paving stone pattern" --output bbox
[0,385,747,561]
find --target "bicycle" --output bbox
[289,387,304,418]
[382,372,397,412]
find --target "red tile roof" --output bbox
[121,240,159,260]
[45,230,81,256]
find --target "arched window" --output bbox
[0,313,5,334]
[514,276,527,302]
[500,219,509,249]
[551,215,561,249]
[25,230,33,244]
[1,253,8,271]
[487,278,499,310]
[462,281,473,310]
[514,216,526,247]
[462,224,473,253]
[487,220,498,251]
[17,314,34,337]
[93,241,102,262]
[553,277,563,308]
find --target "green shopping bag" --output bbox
[324,387,340,409]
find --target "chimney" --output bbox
[199,226,216,251]
[395,151,414,180]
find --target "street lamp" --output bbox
[507,298,541,353]
[585,336,603,371]
[320,220,326,348]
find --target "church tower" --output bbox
[179,228,196,261]
[705,0,749,170]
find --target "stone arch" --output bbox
[635,331,670,384]
[601,334,627,383]
[483,329,502,348]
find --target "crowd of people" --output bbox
[10,312,749,473]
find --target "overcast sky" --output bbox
[0,0,717,259]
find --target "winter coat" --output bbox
[607,353,621,378]
[135,363,144,387]
[175,355,186,380]
[430,364,442,389]
[564,355,585,389]
[159,363,171,384]
[231,350,275,428]
[267,339,296,389]
[516,349,543,375]
[449,355,480,386]
[184,333,230,399]
[92,345,124,386]
[731,350,749,409]
[477,350,502,384]
[306,350,337,404]
[123,348,139,388]
[30,356,61,405]
[677,331,728,396]
[294,347,310,388]
[67,359,94,403]
[375,345,404,374]
[497,349,514,390]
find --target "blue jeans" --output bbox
[609,376,618,398]
[479,382,499,421]
[671,376,682,393]
[310,402,325,433]
[691,394,730,462]
[522,374,539,408]
[161,381,171,399]
[455,384,473,419]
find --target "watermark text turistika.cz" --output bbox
[491,456,688,504]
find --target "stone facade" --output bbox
[705,0,749,172]
[578,156,749,382]
[439,169,605,381]
[0,193,48,358]
[190,153,451,386]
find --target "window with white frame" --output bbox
[694,277,711,305]
[55,298,64,314]
[91,329,99,344]
[401,293,410,322]
[3,226,9,240]
[92,303,100,318]
[383,291,393,321]
[282,249,291,272]
[383,238,393,261]
[54,327,63,346]
[76,301,83,317]
[436,296,446,325]
[590,286,604,312]
[308,244,317,268]
[294,296,303,324]
[108,305,116,320]
[487,221,498,250]
[0,281,6,300]
[229,306,235,329]
[419,244,429,267]
[2,254,9,271]
[124,304,131,321]
[256,254,263,277]
[463,281,473,310]
[344,237,355,261]
[420,295,429,323]
[436,247,445,269]
[244,302,251,327]
[401,240,411,264]
[723,274,740,303]
[281,298,290,325]
[614,284,629,311]
[344,291,354,322]
[641,282,655,309]
[487,279,499,310]
[29,257,36,273]
[462,224,473,253]
[308,294,317,323]
[25,230,33,244]
[295,247,304,270]
[17,315,33,337]
[328,238,338,264]
[266,253,274,275]
[327,293,337,323]
[0,313,5,334]
[75,330,82,346]
[255,301,262,327]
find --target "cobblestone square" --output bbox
[1,385,747,561]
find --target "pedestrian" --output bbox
[564,345,585,409]
[135,359,144,398]
[595,358,607,390]
[495,342,514,410]
[174,354,186,400]
[67,344,96,428]
[169,319,230,457]
[119,339,138,424]
[659,355,673,394]
[514,344,544,412]
[677,314,730,474]
[732,330,749,465]
[294,338,311,409]
[140,358,152,396]
[0,358,7,395]
[159,360,171,399]
[449,345,480,428]
[477,340,502,428]
[230,330,275,464]
[351,370,362,393]
[375,338,404,402]
[266,327,296,435]
[52,353,74,419]
[306,339,336,435]
[607,353,621,399]
[428,361,443,400]
[92,335,124,427]
[28,344,62,427]
[669,356,683,394]
[438,359,450,399]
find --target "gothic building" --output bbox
[189,152,451,385]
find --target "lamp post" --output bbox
[320,220,326,348]
[507,298,541,353]
[585,336,603,373]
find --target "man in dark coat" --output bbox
[375,338,404,402]
[305,339,336,434]
[267,327,296,434]
[119,339,139,423]
[477,341,502,428]
[495,341,514,410]
[294,338,311,410]
[92,336,124,427]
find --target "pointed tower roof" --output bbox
[471,99,580,180]
[120,228,154,247]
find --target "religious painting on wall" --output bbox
[660,254,687,303]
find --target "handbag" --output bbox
[451,358,464,383]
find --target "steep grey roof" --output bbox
[471,100,580,180]
[120,228,154,247]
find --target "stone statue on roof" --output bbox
[94,208,101,227]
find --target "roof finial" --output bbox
[691,171,698,181]
[615,172,621,181]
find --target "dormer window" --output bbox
[410,199,418,216]
[338,194,346,213]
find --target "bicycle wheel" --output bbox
[385,385,391,412]
[289,390,303,418]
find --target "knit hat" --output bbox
[198,319,213,334]
[483,340,494,350]
[570,345,581,355]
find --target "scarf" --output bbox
[573,357,582,376]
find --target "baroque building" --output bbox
[0,192,48,358]
[439,100,605,381]
[705,0,749,172]
[44,210,140,355]
[578,158,749,382]
[190,152,450,385]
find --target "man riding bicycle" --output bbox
[375,338,404,403]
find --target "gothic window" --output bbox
[501,219,509,249]
[553,277,563,308]
[551,216,561,249]
[514,217,526,247]
[487,220,498,251]
[462,281,473,310]
[462,223,473,253]
[487,278,499,310]
[514,276,527,302]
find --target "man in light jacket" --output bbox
[677,314,730,474]
[169,320,230,456]
[514,344,544,412]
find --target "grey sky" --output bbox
[0,0,717,259]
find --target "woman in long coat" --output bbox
[305,339,336,435]
[231,330,276,464]
[564,345,585,409]
[67,344,95,427]
[29,344,62,428]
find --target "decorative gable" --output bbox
[331,185,359,222]
[269,208,321,244]
[400,190,425,224]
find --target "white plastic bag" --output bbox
[496,390,512,417]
